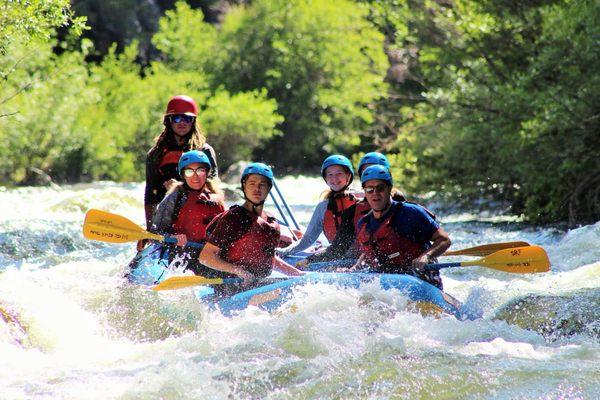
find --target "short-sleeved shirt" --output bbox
[360,201,440,248]
[207,206,280,277]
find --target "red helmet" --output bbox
[165,95,198,116]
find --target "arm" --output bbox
[337,253,369,272]
[278,200,327,256]
[412,227,451,270]
[199,242,254,283]
[149,190,192,247]
[150,190,179,233]
[273,256,305,276]
[305,204,356,263]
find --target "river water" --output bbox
[0,179,598,399]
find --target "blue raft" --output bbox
[127,243,479,320]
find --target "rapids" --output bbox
[1,178,599,399]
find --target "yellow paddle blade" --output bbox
[152,276,239,291]
[463,246,550,273]
[83,209,164,244]
[444,241,530,257]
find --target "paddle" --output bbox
[82,209,203,248]
[153,246,549,291]
[300,241,531,271]
[152,275,243,291]
[305,245,547,273]
[304,259,356,271]
[425,245,550,273]
[443,241,530,257]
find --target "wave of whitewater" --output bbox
[1,179,599,399]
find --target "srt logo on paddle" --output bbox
[511,249,521,256]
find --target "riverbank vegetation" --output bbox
[0,0,598,225]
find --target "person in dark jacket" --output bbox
[144,95,219,229]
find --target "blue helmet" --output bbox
[358,152,390,176]
[241,162,274,186]
[360,165,393,186]
[321,155,354,184]
[178,150,211,175]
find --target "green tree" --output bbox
[152,2,217,72]
[0,0,84,55]
[372,0,599,225]
[0,39,93,183]
[209,0,388,170]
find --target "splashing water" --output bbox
[0,179,598,399]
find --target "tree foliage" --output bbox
[209,0,388,170]
[366,0,599,225]
[0,0,598,225]
[0,0,85,55]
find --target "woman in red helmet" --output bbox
[144,95,219,229]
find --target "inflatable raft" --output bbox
[127,243,479,320]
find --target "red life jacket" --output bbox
[158,148,184,178]
[352,199,372,228]
[357,206,424,273]
[323,193,357,242]
[172,190,224,243]
[210,206,281,278]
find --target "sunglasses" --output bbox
[170,114,195,124]
[182,167,208,178]
[364,184,388,194]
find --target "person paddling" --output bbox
[277,155,357,258]
[147,150,225,274]
[144,95,219,230]
[199,163,304,293]
[340,165,451,289]
[301,152,408,265]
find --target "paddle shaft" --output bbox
[269,191,299,241]
[163,237,204,249]
[305,259,355,271]
[306,246,549,274]
[272,179,300,230]
[443,241,530,256]
[425,262,460,271]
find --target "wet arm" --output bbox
[149,191,179,234]
[199,243,253,281]
[412,227,451,269]
[278,201,327,256]
[306,205,356,263]
[273,256,304,276]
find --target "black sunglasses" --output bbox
[364,184,388,194]
[170,114,195,124]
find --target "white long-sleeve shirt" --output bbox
[277,200,329,256]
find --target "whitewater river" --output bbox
[1,178,599,399]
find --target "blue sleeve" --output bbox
[149,190,180,234]
[278,200,328,256]
[394,203,440,244]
